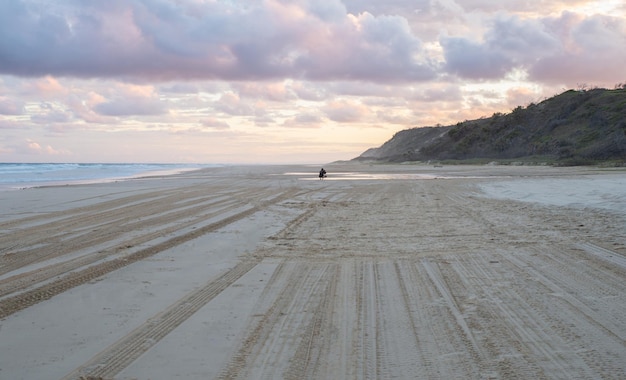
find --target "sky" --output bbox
[0,0,625,164]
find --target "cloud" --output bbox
[529,13,626,84]
[159,83,200,94]
[410,85,463,102]
[441,37,509,79]
[21,76,69,98]
[0,1,624,165]
[0,98,25,115]
[0,117,22,129]
[66,93,118,124]
[283,113,324,128]
[441,14,559,80]
[0,0,435,83]
[21,138,71,156]
[506,87,539,109]
[201,117,230,130]
[324,99,370,122]
[2,1,621,88]
[294,11,435,82]
[291,82,328,101]
[342,0,431,15]
[233,82,296,102]
[253,114,277,127]
[94,98,167,116]
[30,108,72,124]
[93,83,168,116]
[375,110,413,125]
[214,92,256,116]
[441,11,626,85]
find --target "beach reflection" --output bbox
[285,172,450,180]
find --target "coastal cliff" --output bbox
[354,87,626,165]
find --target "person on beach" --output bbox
[319,168,327,180]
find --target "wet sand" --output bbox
[0,164,625,379]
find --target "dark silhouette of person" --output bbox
[319,168,327,180]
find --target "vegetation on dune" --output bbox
[355,86,626,165]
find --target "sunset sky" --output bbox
[1,0,625,164]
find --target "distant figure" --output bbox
[319,168,327,180]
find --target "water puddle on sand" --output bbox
[283,172,465,180]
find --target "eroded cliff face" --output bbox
[357,126,451,161]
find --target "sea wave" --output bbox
[0,163,213,189]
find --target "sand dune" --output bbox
[0,164,625,379]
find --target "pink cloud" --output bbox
[66,94,119,124]
[30,108,72,124]
[529,13,626,85]
[0,0,435,83]
[23,138,71,156]
[22,76,68,98]
[0,98,25,115]
[93,83,168,116]
[214,92,256,116]
[0,117,22,129]
[324,99,370,122]
[291,82,328,101]
[94,98,168,116]
[282,113,324,128]
[233,82,295,102]
[441,11,626,86]
[201,118,230,130]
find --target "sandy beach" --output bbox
[0,164,625,380]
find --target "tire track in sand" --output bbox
[61,259,259,380]
[283,263,339,380]
[577,242,626,271]
[217,262,338,380]
[500,248,626,377]
[0,195,249,299]
[0,187,260,276]
[0,189,300,319]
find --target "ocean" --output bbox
[0,163,211,190]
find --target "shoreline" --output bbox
[0,164,214,192]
